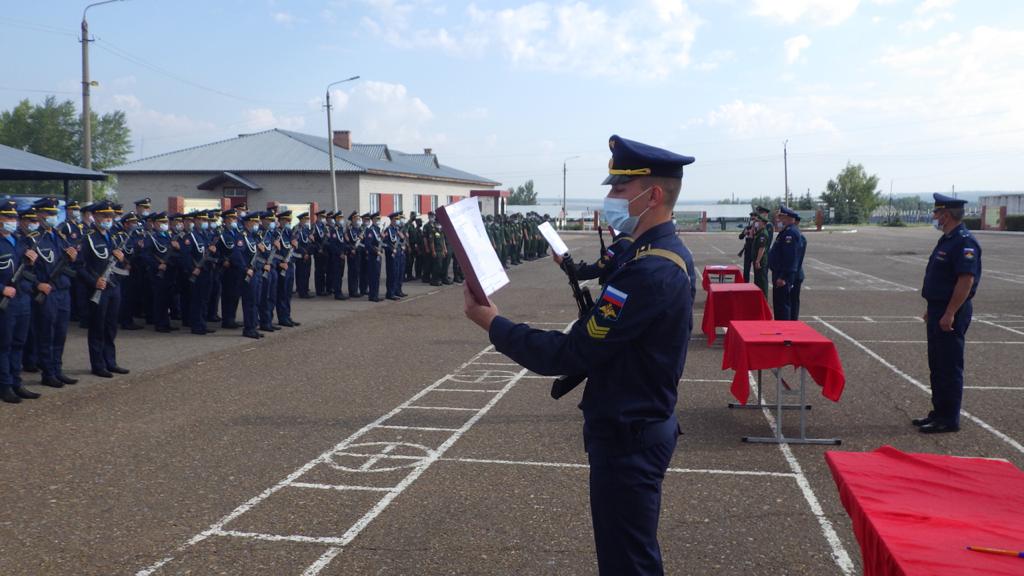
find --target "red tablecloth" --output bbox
[701,283,772,345]
[826,446,1024,576]
[701,264,745,291]
[721,320,845,404]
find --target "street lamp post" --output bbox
[325,76,360,212]
[562,155,580,229]
[81,0,124,203]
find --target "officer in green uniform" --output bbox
[421,212,437,284]
[752,213,770,298]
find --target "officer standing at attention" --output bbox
[363,212,383,302]
[80,201,129,378]
[767,206,803,321]
[383,211,404,300]
[0,202,42,403]
[913,193,982,434]
[751,212,771,298]
[294,212,314,299]
[345,211,362,298]
[312,209,328,296]
[30,198,78,387]
[274,210,299,327]
[239,212,265,339]
[464,135,695,576]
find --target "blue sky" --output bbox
[2,0,1022,202]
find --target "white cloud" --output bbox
[96,93,219,156]
[750,0,860,26]
[243,108,306,131]
[330,80,437,150]
[458,106,489,120]
[694,49,735,71]
[784,35,812,64]
[898,0,956,32]
[703,99,838,139]
[272,11,298,25]
[361,0,703,80]
[915,0,956,14]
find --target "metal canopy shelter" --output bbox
[0,143,108,203]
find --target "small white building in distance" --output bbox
[107,129,500,217]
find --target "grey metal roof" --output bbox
[197,171,263,191]
[107,129,499,186]
[0,143,108,181]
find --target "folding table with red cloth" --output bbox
[701,283,773,345]
[701,264,745,292]
[722,320,845,444]
[826,446,1024,576]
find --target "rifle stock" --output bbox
[550,254,594,399]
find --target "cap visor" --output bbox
[602,174,633,185]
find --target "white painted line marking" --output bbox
[441,457,797,478]
[358,444,398,471]
[213,529,346,546]
[977,319,1024,336]
[373,425,460,432]
[136,344,507,576]
[681,378,733,383]
[470,362,522,366]
[805,258,915,292]
[332,452,422,461]
[404,405,479,412]
[859,340,1024,345]
[747,373,855,575]
[431,388,503,393]
[288,482,393,492]
[815,316,1024,455]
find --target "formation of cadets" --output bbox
[0,195,554,404]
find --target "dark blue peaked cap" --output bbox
[779,205,801,220]
[932,193,967,210]
[602,135,695,185]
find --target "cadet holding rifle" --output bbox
[0,203,42,403]
[239,212,265,339]
[464,135,695,576]
[29,198,78,388]
[79,201,130,379]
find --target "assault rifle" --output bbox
[549,253,595,400]
[89,235,130,304]
[0,260,39,311]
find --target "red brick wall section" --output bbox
[168,196,185,214]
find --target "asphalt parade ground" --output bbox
[1,226,1022,575]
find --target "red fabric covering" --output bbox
[701,284,772,345]
[701,264,745,291]
[721,320,845,404]
[826,446,1024,576]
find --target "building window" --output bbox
[393,194,403,213]
[413,194,423,212]
[223,187,247,198]
[429,195,438,211]
[369,193,381,214]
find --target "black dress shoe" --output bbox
[56,374,78,385]
[1,388,22,403]
[41,375,64,388]
[919,422,960,434]
[109,366,130,375]
[911,416,933,427]
[222,322,241,329]
[13,387,41,399]
[22,365,39,373]
[397,292,409,297]
[191,329,209,335]
[299,294,315,299]
[91,369,113,378]
[334,295,349,300]
[291,321,301,326]
[120,323,143,330]
[155,326,173,333]
[369,297,382,302]
[209,315,222,322]
[242,330,261,339]
[277,321,294,327]
[259,325,274,332]
[386,296,400,301]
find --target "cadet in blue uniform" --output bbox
[80,201,129,378]
[30,198,78,387]
[465,135,695,576]
[274,210,300,327]
[143,213,177,333]
[767,206,804,321]
[239,213,265,339]
[557,229,635,286]
[218,208,244,329]
[186,212,216,335]
[913,193,982,434]
[0,202,42,403]
[294,212,314,299]
[258,212,280,332]
[383,211,404,300]
[345,211,363,298]
[363,212,383,302]
[325,212,348,300]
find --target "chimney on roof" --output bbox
[333,130,352,150]
[423,148,433,155]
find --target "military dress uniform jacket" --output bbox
[923,223,982,302]
[575,235,634,284]
[79,229,123,290]
[0,234,36,307]
[768,224,803,285]
[31,229,74,291]
[489,221,693,454]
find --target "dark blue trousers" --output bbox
[150,271,172,330]
[588,434,677,576]
[366,252,381,299]
[87,285,120,372]
[241,273,261,332]
[33,289,70,379]
[206,268,221,321]
[360,250,371,295]
[313,251,326,295]
[275,267,294,323]
[926,300,972,426]
[189,271,211,333]
[771,276,793,320]
[347,252,361,297]
[790,280,803,321]
[385,253,399,298]
[259,268,277,328]
[326,251,342,297]
[0,298,31,389]
[296,255,311,297]
[221,266,243,326]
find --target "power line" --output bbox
[0,86,79,96]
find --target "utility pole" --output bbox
[81,0,123,203]
[783,140,790,206]
[325,76,360,212]
[562,155,580,230]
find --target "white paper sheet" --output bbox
[537,222,570,256]
[443,199,509,296]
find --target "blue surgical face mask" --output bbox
[229,221,238,229]
[45,216,58,226]
[99,220,113,230]
[27,223,39,232]
[174,223,184,232]
[200,221,210,230]
[71,210,82,220]
[269,221,277,230]
[2,221,16,233]
[603,187,652,235]
[159,223,169,232]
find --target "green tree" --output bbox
[796,190,816,210]
[749,195,783,213]
[819,163,881,224]
[508,179,537,205]
[0,96,131,199]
